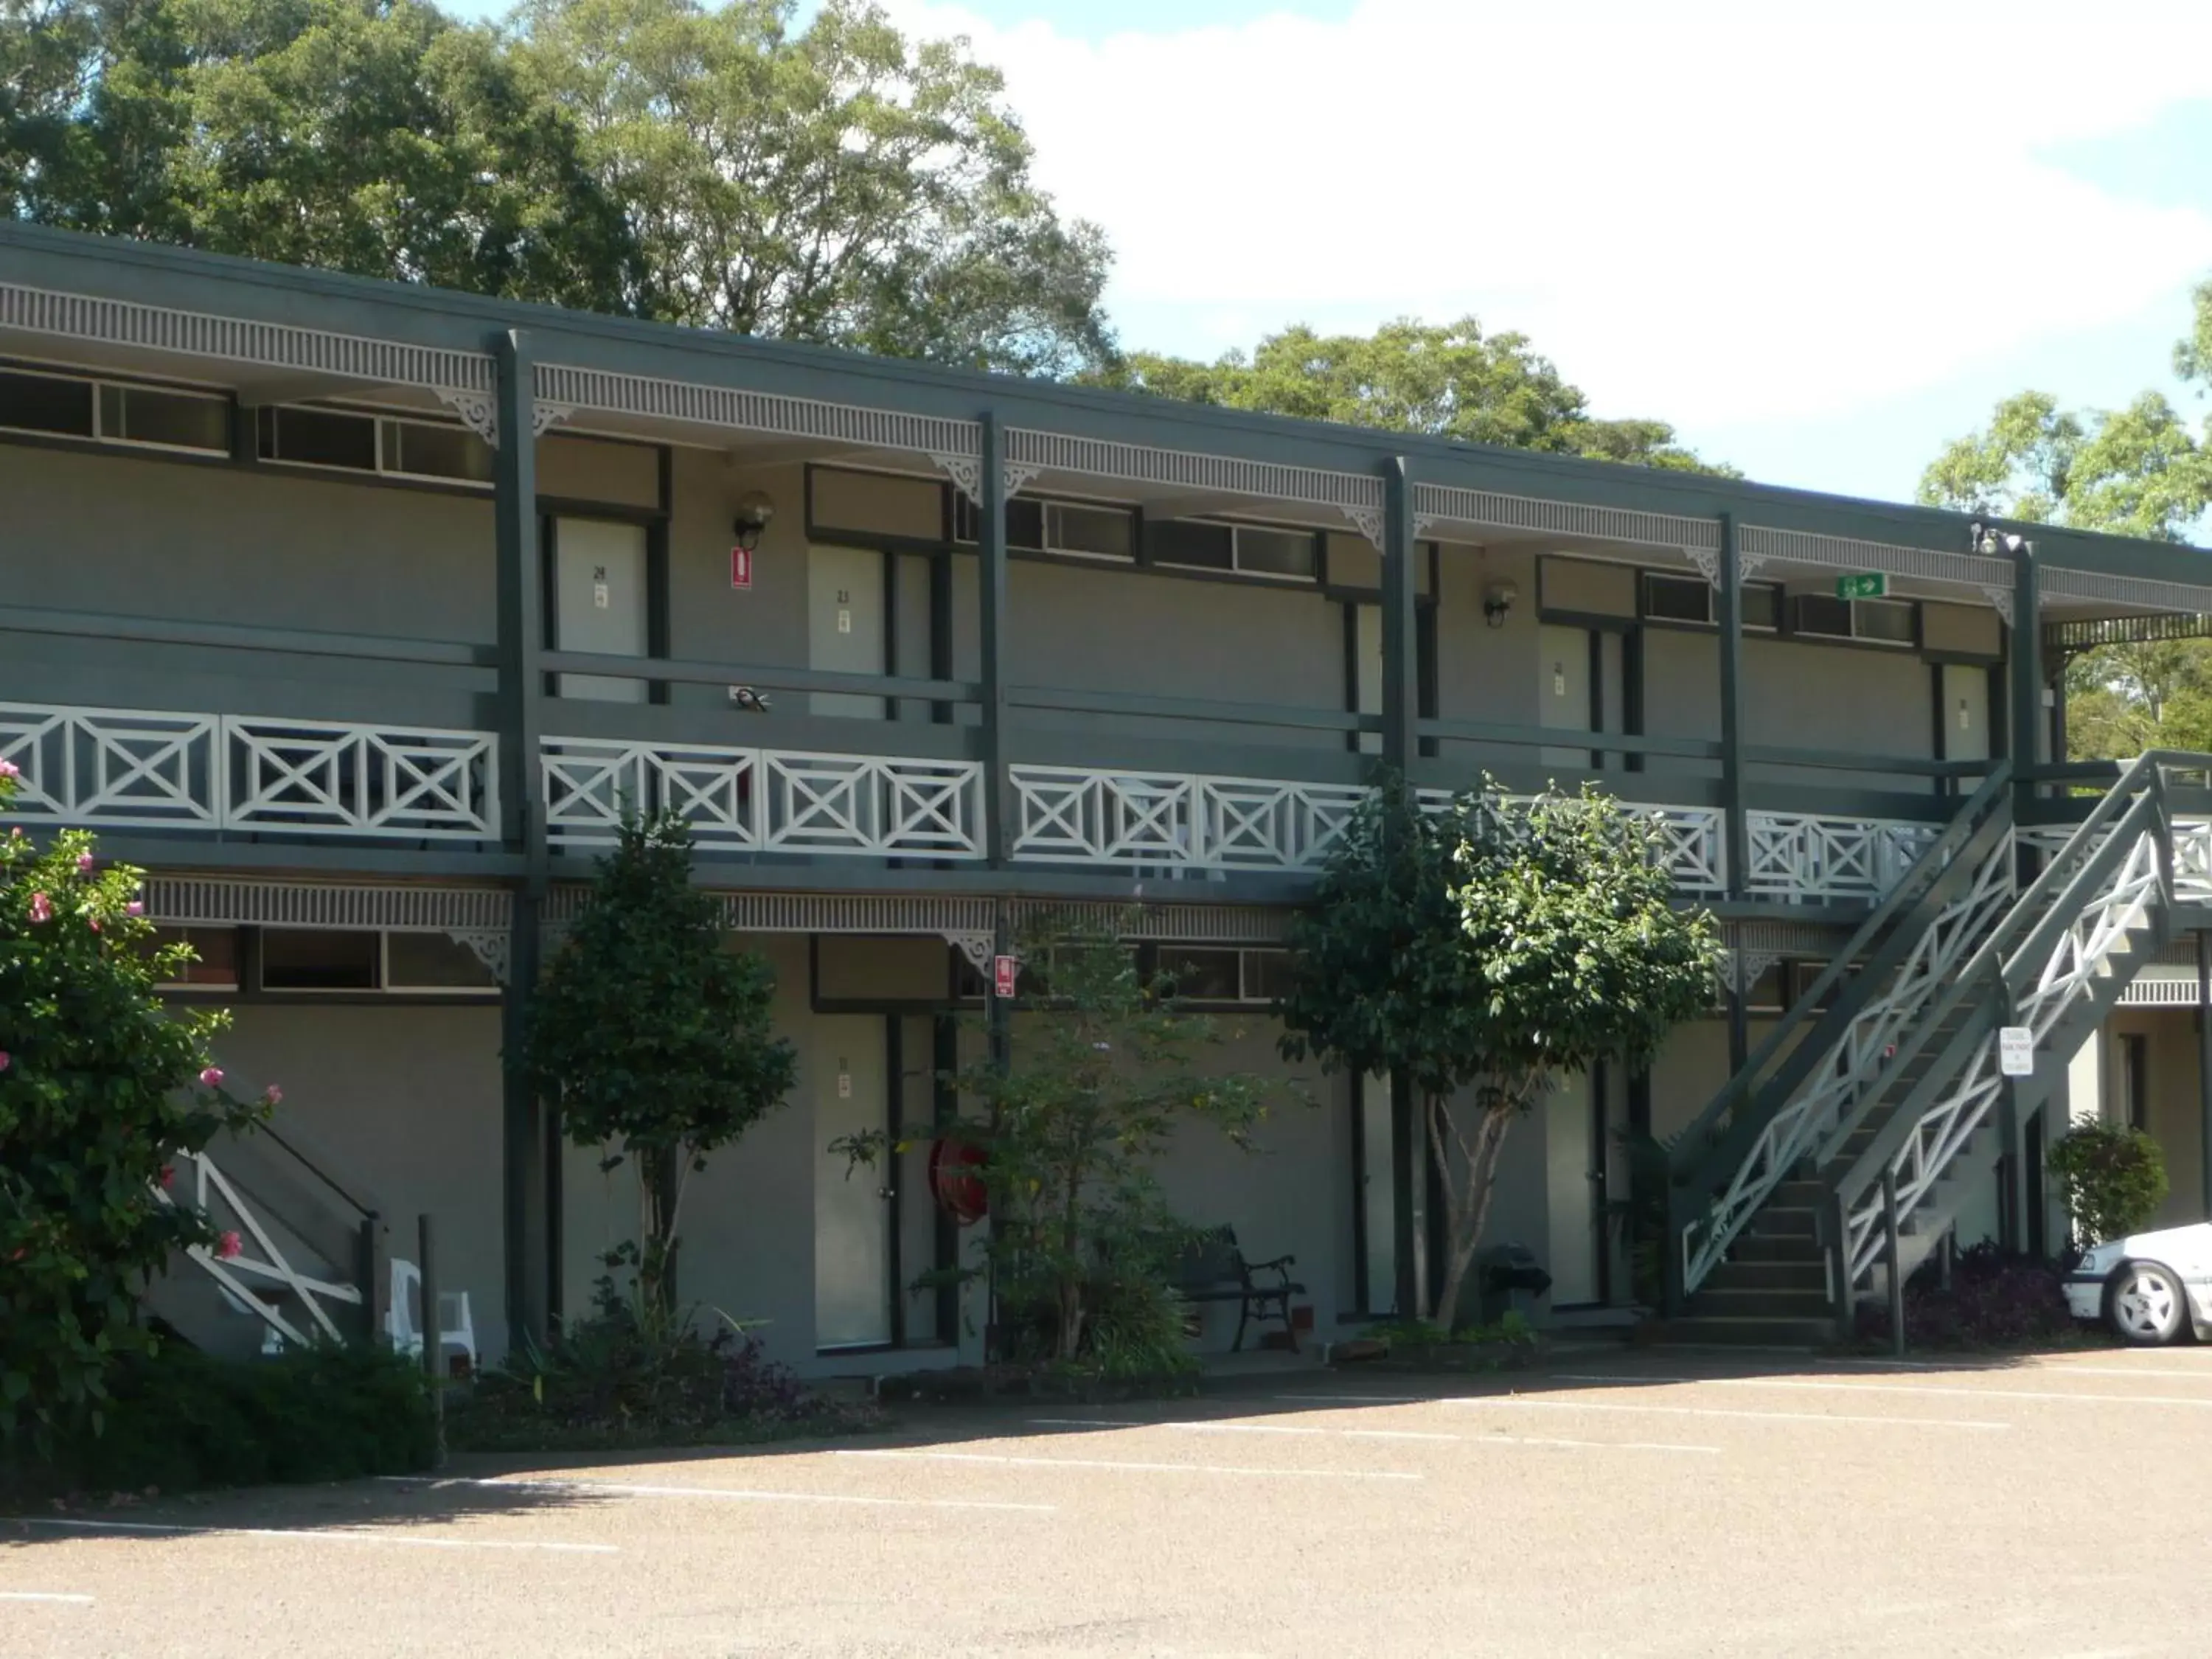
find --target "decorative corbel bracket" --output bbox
[433,391,575,450]
[928,453,1039,506]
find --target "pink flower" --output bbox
[0,1051,8,1073]
[75,852,93,873]
[87,918,99,933]
[216,1231,241,1260]
[159,1165,175,1189]
[198,1066,223,1089]
[0,758,17,779]
[125,902,143,917]
[262,1085,283,1107]
[28,891,51,923]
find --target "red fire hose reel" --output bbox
[927,1137,988,1225]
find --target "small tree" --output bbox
[839,918,1281,1371]
[1281,776,1721,1328]
[521,813,796,1308]
[0,762,266,1453]
[2048,1121,2169,1246]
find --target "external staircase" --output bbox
[146,1095,392,1360]
[1663,752,2212,1344]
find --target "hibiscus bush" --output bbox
[0,761,268,1458]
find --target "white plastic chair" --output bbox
[386,1258,479,1374]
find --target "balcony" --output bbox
[0,659,2018,914]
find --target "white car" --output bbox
[2067,1225,2212,1344]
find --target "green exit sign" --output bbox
[1836,572,1888,599]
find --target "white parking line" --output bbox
[1033,1416,1719,1455]
[1274,1389,2009,1430]
[1447,1397,2012,1432]
[0,1592,94,1604]
[1032,1416,1460,1442]
[835,1448,1421,1481]
[387,1473,1055,1514]
[9,1517,614,1554]
[1553,1373,2212,1409]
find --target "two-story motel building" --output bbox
[7,221,2212,1365]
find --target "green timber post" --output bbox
[2009,541,2041,823]
[2198,931,2212,1224]
[1716,515,1747,904]
[1717,516,1750,1077]
[978,414,1012,866]
[494,330,549,1347]
[1382,457,1427,1318]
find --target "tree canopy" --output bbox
[1,0,1116,373]
[520,812,796,1306]
[1279,776,1719,1326]
[1101,317,1736,474]
[1919,286,2212,760]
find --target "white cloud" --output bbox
[879,0,2212,431]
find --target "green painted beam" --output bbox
[978,414,1011,864]
[1,606,495,669]
[1381,460,1417,773]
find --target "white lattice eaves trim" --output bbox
[535,361,982,459]
[2039,565,2212,617]
[1416,483,1721,556]
[1006,428,1382,520]
[143,877,512,931]
[0,279,492,396]
[1739,526,2011,599]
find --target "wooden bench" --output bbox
[1177,1225,1304,1352]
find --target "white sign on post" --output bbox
[1998,1026,2034,1077]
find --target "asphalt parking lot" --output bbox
[9,1345,2212,1658]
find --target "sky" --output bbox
[445,0,2212,509]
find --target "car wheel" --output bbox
[2107,1262,2188,1346]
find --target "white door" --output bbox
[552,519,648,703]
[1942,663,1991,768]
[815,1015,893,1349]
[1353,605,1383,756]
[810,546,886,719]
[1544,1072,1599,1306]
[1539,623,1592,773]
[1359,1071,1396,1314]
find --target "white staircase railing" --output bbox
[1840,818,2163,1284]
[152,1146,364,1348]
[1680,825,2016,1295]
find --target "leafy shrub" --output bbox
[2047,1121,2168,1245]
[1063,1273,1198,1382]
[1853,1243,2076,1350]
[7,1338,434,1497]
[0,766,268,1455]
[453,1273,872,1452]
[1364,1310,1540,1351]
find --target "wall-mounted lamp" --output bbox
[1483,580,1519,629]
[1968,520,2028,557]
[732,489,776,553]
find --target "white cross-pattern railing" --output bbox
[0,704,219,829]
[1640,807,1728,898]
[1416,788,1724,896]
[0,703,498,841]
[152,1148,364,1349]
[541,738,984,859]
[1009,767,1728,888]
[1009,765,1368,872]
[1680,827,2017,1295]
[1841,823,2163,1285]
[1745,812,1939,902]
[225,716,496,839]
